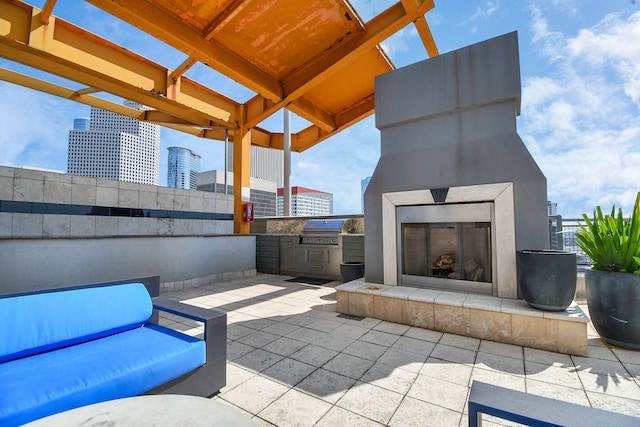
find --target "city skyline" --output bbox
[1,1,639,216]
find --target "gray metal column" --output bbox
[283,109,291,216]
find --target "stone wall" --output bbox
[0,166,233,238]
[0,166,255,295]
[251,214,364,235]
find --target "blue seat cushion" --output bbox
[0,324,205,426]
[0,283,152,363]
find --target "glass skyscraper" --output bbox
[167,147,201,190]
[361,176,371,213]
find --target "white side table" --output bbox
[24,394,257,426]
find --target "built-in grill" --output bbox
[299,219,350,245]
[295,218,352,279]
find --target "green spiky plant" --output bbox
[576,192,640,274]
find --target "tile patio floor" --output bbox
[158,273,640,427]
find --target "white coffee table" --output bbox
[24,394,257,426]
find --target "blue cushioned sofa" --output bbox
[0,280,227,426]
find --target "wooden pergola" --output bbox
[0,0,439,232]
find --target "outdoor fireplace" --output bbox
[337,32,589,357]
[364,32,549,299]
[399,203,493,294]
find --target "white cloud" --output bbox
[380,27,415,60]
[0,83,84,170]
[528,5,567,63]
[296,161,319,170]
[466,2,500,23]
[521,9,640,216]
[566,12,640,103]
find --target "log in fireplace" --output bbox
[399,203,493,294]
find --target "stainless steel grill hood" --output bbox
[300,219,350,245]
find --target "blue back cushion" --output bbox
[0,283,152,363]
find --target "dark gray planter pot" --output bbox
[517,250,577,311]
[340,262,364,283]
[585,268,640,350]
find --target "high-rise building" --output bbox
[73,118,90,130]
[361,176,371,213]
[197,170,277,218]
[226,144,283,187]
[277,186,333,216]
[167,147,201,190]
[548,201,558,216]
[67,101,160,185]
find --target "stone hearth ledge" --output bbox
[336,279,589,356]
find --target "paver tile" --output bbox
[236,330,281,348]
[577,371,640,399]
[612,348,640,365]
[470,367,525,392]
[587,391,640,417]
[234,348,284,373]
[258,389,332,427]
[373,320,411,335]
[227,340,255,361]
[360,361,418,394]
[392,336,436,356]
[475,351,525,376]
[439,333,480,351]
[525,378,590,405]
[220,363,256,393]
[261,322,301,337]
[389,396,462,427]
[360,330,401,347]
[407,374,469,412]
[420,358,473,386]
[315,406,383,427]
[572,355,629,376]
[305,318,343,333]
[331,323,370,339]
[523,347,573,367]
[311,331,355,352]
[478,340,523,360]
[377,347,428,373]
[524,360,583,388]
[404,326,443,343]
[342,339,387,361]
[227,324,256,340]
[262,337,308,357]
[221,375,289,414]
[336,382,404,425]
[430,343,477,365]
[322,352,375,380]
[296,368,357,403]
[289,344,338,367]
[261,357,317,387]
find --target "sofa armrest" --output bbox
[152,297,225,324]
[152,297,226,364]
[149,297,227,397]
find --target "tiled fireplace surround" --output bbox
[337,33,589,356]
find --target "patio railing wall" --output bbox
[549,216,592,265]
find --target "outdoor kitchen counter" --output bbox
[336,279,589,356]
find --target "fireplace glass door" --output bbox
[398,203,494,294]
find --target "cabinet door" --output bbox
[279,236,297,273]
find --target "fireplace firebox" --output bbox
[397,203,494,294]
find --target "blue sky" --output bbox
[1,1,639,217]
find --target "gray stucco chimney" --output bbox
[364,32,548,293]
